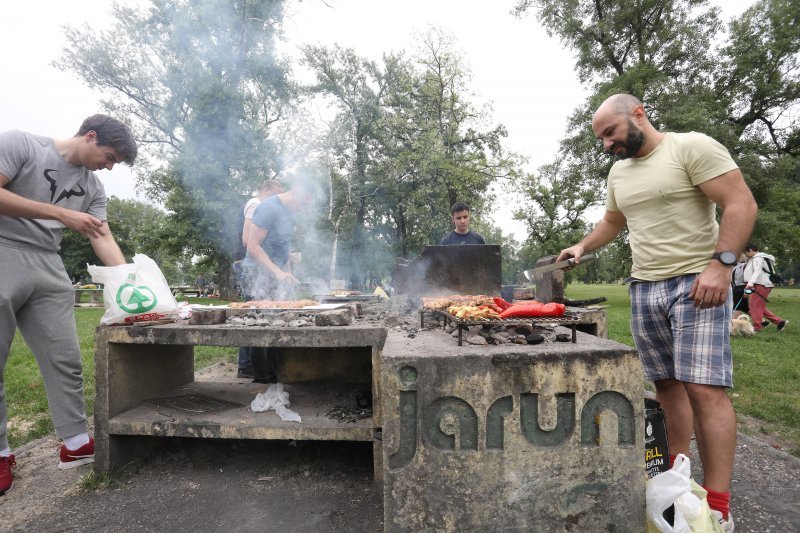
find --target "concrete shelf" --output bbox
[94,322,387,475]
[107,380,374,441]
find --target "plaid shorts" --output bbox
[629,274,733,387]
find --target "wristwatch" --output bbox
[711,251,737,266]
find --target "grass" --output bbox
[4,297,237,449]
[566,283,800,456]
[5,289,799,457]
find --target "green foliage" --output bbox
[59,228,100,282]
[4,304,236,449]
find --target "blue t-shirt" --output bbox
[440,230,486,245]
[249,195,295,269]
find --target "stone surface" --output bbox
[381,329,645,532]
[189,309,226,325]
[315,309,354,326]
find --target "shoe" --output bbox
[777,320,789,333]
[237,366,254,379]
[0,454,15,495]
[58,438,95,470]
[710,510,735,533]
[761,320,770,328]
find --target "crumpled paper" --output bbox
[250,383,302,423]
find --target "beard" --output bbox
[609,119,645,159]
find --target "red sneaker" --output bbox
[0,454,15,495]
[58,438,95,470]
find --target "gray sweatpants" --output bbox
[0,237,88,450]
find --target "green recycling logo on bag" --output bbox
[116,274,158,314]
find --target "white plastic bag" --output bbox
[645,454,724,533]
[250,383,302,423]
[87,254,179,326]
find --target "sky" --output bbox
[0,0,757,240]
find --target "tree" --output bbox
[302,44,387,288]
[513,0,800,271]
[303,31,521,287]
[56,0,297,297]
[379,30,518,252]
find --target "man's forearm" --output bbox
[90,229,126,266]
[0,187,66,222]
[578,217,624,252]
[248,244,280,274]
[716,199,757,256]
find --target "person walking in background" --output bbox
[233,179,283,379]
[440,202,486,245]
[557,94,757,531]
[194,273,208,297]
[743,242,788,332]
[731,254,751,319]
[0,114,138,494]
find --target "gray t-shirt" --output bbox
[0,130,107,251]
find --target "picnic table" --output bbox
[170,286,203,297]
[74,287,104,306]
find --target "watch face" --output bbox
[719,251,737,265]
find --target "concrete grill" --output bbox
[93,300,642,530]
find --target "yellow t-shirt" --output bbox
[605,132,738,281]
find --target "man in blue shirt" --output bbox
[440,202,486,245]
[243,181,315,383]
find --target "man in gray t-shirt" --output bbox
[0,115,137,491]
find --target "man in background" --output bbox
[194,272,208,297]
[244,181,315,383]
[0,114,138,494]
[234,179,283,379]
[440,202,485,245]
[557,94,757,531]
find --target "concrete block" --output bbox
[381,329,645,531]
[314,309,354,326]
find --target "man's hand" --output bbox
[60,210,105,239]
[556,245,586,270]
[274,269,299,285]
[689,262,733,308]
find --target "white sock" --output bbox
[0,446,12,457]
[64,433,90,451]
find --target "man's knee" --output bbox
[684,382,733,410]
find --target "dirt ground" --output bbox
[1,361,798,532]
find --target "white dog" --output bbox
[731,314,755,336]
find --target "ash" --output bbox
[326,405,373,423]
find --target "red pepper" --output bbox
[493,297,513,310]
[499,302,566,319]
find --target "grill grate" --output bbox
[420,309,582,346]
[145,394,243,414]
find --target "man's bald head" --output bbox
[594,94,643,120]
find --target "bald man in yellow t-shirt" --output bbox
[558,94,757,531]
